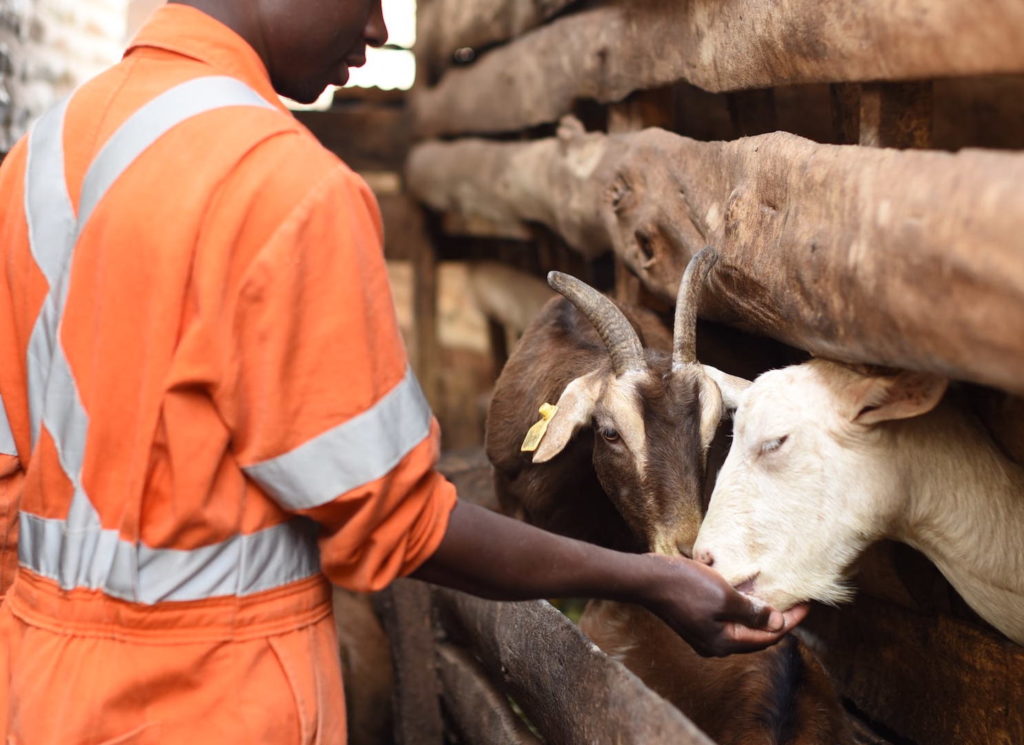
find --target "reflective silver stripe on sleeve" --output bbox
[244,366,433,511]
[19,512,320,604]
[0,394,15,456]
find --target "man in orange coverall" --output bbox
[0,0,806,742]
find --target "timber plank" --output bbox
[411,0,1024,138]
[433,588,716,745]
[406,126,1024,395]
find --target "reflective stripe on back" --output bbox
[24,97,74,448]
[18,76,321,604]
[19,512,320,603]
[0,394,15,456]
[244,365,433,511]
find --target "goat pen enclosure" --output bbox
[335,1,1024,744]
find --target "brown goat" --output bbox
[486,255,724,556]
[485,250,853,745]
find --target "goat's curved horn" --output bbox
[548,271,645,375]
[672,247,719,370]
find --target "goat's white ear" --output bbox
[701,365,752,411]
[848,370,948,425]
[532,371,604,463]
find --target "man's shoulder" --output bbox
[215,118,374,244]
[239,120,361,203]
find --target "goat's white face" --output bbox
[694,361,947,611]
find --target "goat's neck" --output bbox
[884,403,1024,644]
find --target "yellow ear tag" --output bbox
[521,403,559,453]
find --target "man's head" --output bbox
[175,0,388,103]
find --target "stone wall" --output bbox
[1,0,126,151]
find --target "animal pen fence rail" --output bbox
[304,0,1024,743]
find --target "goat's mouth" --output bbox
[732,572,760,596]
[647,532,692,558]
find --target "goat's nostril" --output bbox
[696,549,714,566]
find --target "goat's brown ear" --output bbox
[847,370,948,425]
[702,365,752,411]
[532,371,603,463]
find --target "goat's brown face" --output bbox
[596,367,710,556]
[533,257,725,556]
[535,362,717,556]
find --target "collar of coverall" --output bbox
[124,3,292,115]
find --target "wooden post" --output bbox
[608,87,675,133]
[373,580,444,745]
[614,254,643,305]
[412,220,442,412]
[830,82,862,144]
[857,81,934,148]
[378,194,443,410]
[726,88,778,137]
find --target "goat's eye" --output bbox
[758,435,788,455]
[600,427,621,443]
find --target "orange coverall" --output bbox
[0,5,456,743]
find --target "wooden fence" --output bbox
[323,2,1024,743]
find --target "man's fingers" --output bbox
[718,603,811,653]
[722,589,780,630]
[722,623,787,650]
[780,602,810,629]
[724,591,811,632]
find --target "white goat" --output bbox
[693,360,1024,645]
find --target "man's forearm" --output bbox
[410,500,804,657]
[411,500,658,604]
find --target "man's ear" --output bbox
[846,370,948,426]
[532,371,604,463]
[702,365,752,412]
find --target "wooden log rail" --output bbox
[407,123,1024,395]
[375,579,716,744]
[433,588,716,745]
[416,0,580,82]
[411,0,1024,138]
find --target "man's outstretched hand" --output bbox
[639,553,809,657]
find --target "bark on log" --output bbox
[407,124,1024,394]
[433,589,715,745]
[416,0,579,83]
[411,0,1024,138]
